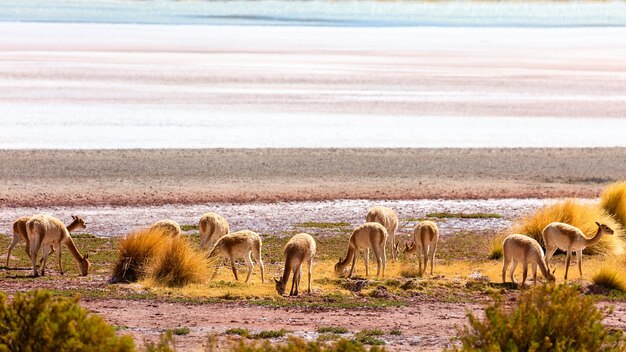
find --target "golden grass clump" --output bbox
[111,227,208,287]
[601,181,626,230]
[512,199,624,256]
[111,227,172,283]
[148,235,209,287]
[488,234,506,260]
[592,262,626,292]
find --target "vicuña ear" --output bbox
[72,215,77,220]
[84,253,89,260]
[552,268,556,275]
[595,221,601,227]
[274,277,280,284]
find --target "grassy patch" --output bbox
[254,329,288,339]
[389,328,402,336]
[592,264,626,292]
[354,329,386,346]
[318,326,349,334]
[169,327,190,336]
[294,222,351,229]
[427,213,502,219]
[225,328,251,338]
[180,224,199,232]
[70,233,97,239]
[601,181,626,230]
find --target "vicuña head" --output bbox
[596,222,614,235]
[78,253,90,276]
[274,277,286,296]
[334,257,345,275]
[70,215,87,230]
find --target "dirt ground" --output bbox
[1,148,625,207]
[2,147,626,350]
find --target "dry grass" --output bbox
[601,181,626,230]
[111,227,208,287]
[147,235,209,287]
[488,234,507,260]
[512,199,625,256]
[592,261,626,292]
[110,227,172,283]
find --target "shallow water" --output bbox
[2,0,626,27]
[0,198,560,238]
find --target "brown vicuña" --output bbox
[150,219,182,237]
[335,222,388,278]
[207,230,265,283]
[543,221,614,280]
[502,234,555,286]
[199,212,230,249]
[366,206,399,260]
[275,233,316,296]
[26,214,90,277]
[404,220,439,276]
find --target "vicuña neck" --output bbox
[65,238,85,263]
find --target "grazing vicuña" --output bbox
[502,234,555,286]
[335,222,387,278]
[208,230,265,283]
[366,206,399,260]
[150,219,182,237]
[275,233,316,296]
[199,212,230,249]
[26,214,89,277]
[404,220,439,276]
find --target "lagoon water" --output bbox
[1,1,626,149]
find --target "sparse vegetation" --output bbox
[0,290,134,351]
[170,327,190,336]
[512,199,624,255]
[180,224,199,232]
[229,336,385,351]
[148,235,208,287]
[144,331,176,352]
[354,329,386,346]
[225,328,251,338]
[294,222,350,229]
[592,263,626,292]
[389,328,402,336]
[601,181,626,230]
[318,327,349,334]
[254,329,288,339]
[427,213,502,219]
[450,284,626,351]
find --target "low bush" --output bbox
[111,227,172,283]
[227,336,385,352]
[450,284,626,351]
[592,263,626,292]
[148,235,208,287]
[512,199,624,255]
[0,290,134,352]
[601,181,626,230]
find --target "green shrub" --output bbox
[0,290,134,352]
[317,327,348,334]
[254,329,288,339]
[450,284,625,351]
[144,331,176,352]
[225,328,250,338]
[170,327,190,336]
[228,336,385,351]
[353,330,385,346]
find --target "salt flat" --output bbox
[1,23,625,148]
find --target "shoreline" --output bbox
[1,148,623,208]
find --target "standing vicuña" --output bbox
[404,220,439,275]
[207,230,265,283]
[275,233,316,296]
[335,222,387,278]
[199,212,230,249]
[543,221,614,280]
[26,215,90,277]
[366,206,399,260]
[150,220,182,236]
[502,234,555,286]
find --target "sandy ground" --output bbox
[1,148,624,207]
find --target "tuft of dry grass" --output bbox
[110,228,172,283]
[148,235,209,287]
[487,234,506,260]
[512,199,625,256]
[601,181,626,230]
[592,262,626,292]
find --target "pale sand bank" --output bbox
[1,148,624,207]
